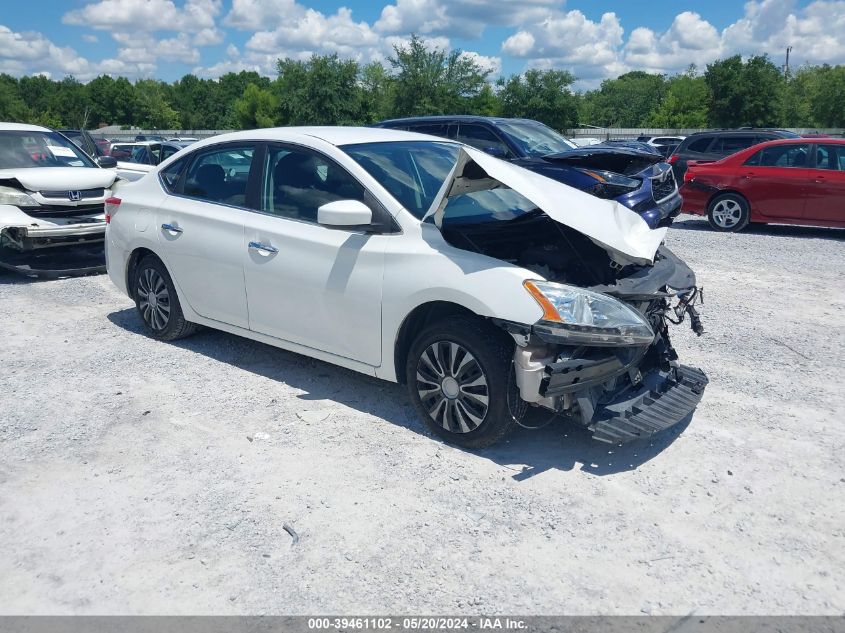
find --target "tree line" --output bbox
[1,35,843,132]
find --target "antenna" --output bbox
[784,46,793,75]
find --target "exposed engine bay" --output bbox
[442,210,708,444]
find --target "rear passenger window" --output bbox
[815,145,844,171]
[712,136,757,154]
[686,138,713,153]
[184,145,255,206]
[745,144,810,168]
[160,156,188,192]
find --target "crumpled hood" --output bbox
[0,167,116,191]
[542,146,664,176]
[423,146,667,266]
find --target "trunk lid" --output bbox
[423,147,667,266]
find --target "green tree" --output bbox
[0,74,30,122]
[388,34,490,116]
[134,79,180,129]
[586,71,667,127]
[498,69,577,130]
[705,55,784,127]
[359,61,394,123]
[275,54,362,125]
[648,66,708,128]
[233,83,277,128]
[807,65,845,127]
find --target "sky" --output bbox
[1,0,844,88]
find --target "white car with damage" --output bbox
[106,127,707,447]
[0,123,118,275]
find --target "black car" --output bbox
[668,129,800,181]
[376,116,681,229]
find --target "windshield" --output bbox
[0,130,95,169]
[496,120,576,157]
[342,141,460,218]
[342,140,540,224]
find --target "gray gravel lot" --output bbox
[1,214,843,615]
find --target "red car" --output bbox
[681,138,845,231]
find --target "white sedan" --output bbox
[106,127,708,447]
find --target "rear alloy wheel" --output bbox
[133,256,198,341]
[707,193,750,232]
[406,316,518,449]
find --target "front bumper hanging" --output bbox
[589,364,708,444]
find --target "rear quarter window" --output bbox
[685,137,713,153]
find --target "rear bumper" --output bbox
[679,182,712,215]
[590,365,708,443]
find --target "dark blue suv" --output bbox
[375,116,681,228]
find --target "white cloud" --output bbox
[193,27,224,46]
[501,10,625,84]
[225,0,307,30]
[3,0,845,87]
[459,51,502,77]
[374,0,564,38]
[0,24,156,80]
[63,0,222,33]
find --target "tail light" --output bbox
[105,197,121,224]
[667,154,680,164]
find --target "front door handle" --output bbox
[248,241,279,254]
[161,223,183,234]
[742,173,755,180]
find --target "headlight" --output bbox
[524,280,654,346]
[0,186,39,207]
[578,169,641,189]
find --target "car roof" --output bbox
[377,115,542,126]
[754,137,845,146]
[0,122,52,133]
[188,126,457,148]
[686,129,791,137]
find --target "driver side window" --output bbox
[261,146,365,223]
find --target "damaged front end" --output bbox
[500,250,707,443]
[434,147,708,444]
[0,182,109,278]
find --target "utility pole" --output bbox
[784,46,792,75]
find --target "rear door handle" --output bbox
[248,241,279,254]
[161,223,183,234]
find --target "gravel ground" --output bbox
[1,214,843,615]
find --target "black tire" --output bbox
[133,255,198,341]
[707,193,750,232]
[405,315,518,449]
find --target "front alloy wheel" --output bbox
[416,341,490,434]
[405,315,518,449]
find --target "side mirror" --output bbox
[317,199,372,228]
[97,156,118,168]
